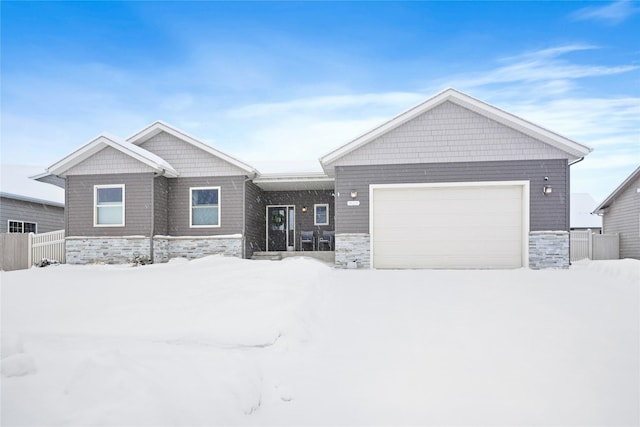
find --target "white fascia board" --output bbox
[253,173,335,191]
[48,135,111,176]
[127,121,259,176]
[48,134,178,178]
[448,91,592,159]
[320,88,592,172]
[592,166,640,214]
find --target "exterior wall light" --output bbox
[301,206,308,213]
[350,190,358,199]
[543,177,552,195]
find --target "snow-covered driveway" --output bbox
[2,256,638,426]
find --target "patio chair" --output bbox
[300,231,315,251]
[318,230,335,251]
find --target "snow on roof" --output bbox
[0,164,65,206]
[48,133,179,178]
[570,193,602,229]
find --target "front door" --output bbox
[267,206,295,251]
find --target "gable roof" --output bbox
[320,88,593,174]
[48,133,179,178]
[592,166,640,214]
[126,121,258,176]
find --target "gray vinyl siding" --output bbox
[66,173,154,237]
[167,176,245,236]
[244,180,266,257]
[0,197,64,233]
[335,159,569,233]
[602,175,640,259]
[265,190,335,250]
[154,176,169,235]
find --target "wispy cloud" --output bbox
[571,0,640,25]
[445,45,638,91]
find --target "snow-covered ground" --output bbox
[1,256,639,426]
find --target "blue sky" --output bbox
[1,1,638,202]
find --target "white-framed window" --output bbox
[314,203,329,226]
[94,184,125,227]
[190,186,220,228]
[8,220,37,233]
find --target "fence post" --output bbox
[28,232,34,268]
[588,229,593,260]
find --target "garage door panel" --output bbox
[373,238,522,256]
[371,183,526,269]
[373,225,522,242]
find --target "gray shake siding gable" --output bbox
[334,159,569,234]
[139,132,249,177]
[330,101,571,168]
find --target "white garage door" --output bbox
[371,182,528,269]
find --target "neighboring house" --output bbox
[0,164,65,234]
[46,88,591,269]
[570,193,602,233]
[592,166,640,259]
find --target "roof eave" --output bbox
[592,166,640,214]
[319,88,593,171]
[47,134,179,178]
[0,192,64,208]
[127,121,259,176]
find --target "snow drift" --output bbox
[1,256,638,425]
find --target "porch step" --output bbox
[251,251,335,263]
[251,252,283,261]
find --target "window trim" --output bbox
[189,186,221,228]
[7,220,37,233]
[94,184,125,227]
[314,203,329,226]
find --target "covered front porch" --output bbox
[246,171,336,258]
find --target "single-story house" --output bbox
[592,166,640,259]
[0,164,65,234]
[46,88,592,269]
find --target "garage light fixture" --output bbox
[350,190,358,199]
[301,206,308,213]
[543,177,552,195]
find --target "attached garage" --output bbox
[370,181,529,269]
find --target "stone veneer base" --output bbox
[528,231,570,269]
[335,233,370,268]
[335,231,569,270]
[66,235,242,265]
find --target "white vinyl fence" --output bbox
[570,230,619,262]
[30,229,66,265]
[2,230,67,271]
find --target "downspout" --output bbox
[151,169,167,262]
[242,175,253,259]
[150,172,155,262]
[567,157,584,265]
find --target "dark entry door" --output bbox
[267,206,295,251]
